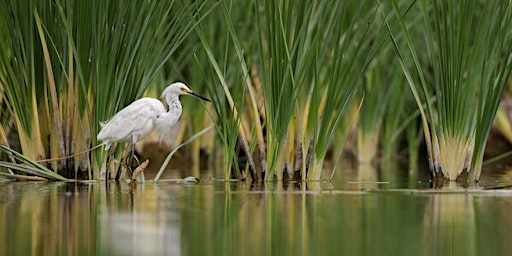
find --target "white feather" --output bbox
[97,82,210,151]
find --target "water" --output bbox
[1,175,512,256]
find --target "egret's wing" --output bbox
[97,98,165,142]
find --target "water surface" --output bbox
[1,176,512,255]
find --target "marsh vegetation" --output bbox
[0,0,511,184]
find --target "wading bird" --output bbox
[97,82,210,177]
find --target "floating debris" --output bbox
[182,176,200,183]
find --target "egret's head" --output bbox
[161,82,211,103]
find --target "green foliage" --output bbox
[387,0,512,180]
[194,0,384,181]
[1,0,511,183]
[0,144,68,181]
[192,0,254,180]
[0,0,203,178]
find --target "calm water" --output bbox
[1,175,512,256]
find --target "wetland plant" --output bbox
[0,0,204,179]
[387,0,512,181]
[194,0,382,181]
[1,0,511,184]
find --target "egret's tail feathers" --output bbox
[96,132,111,151]
[97,121,109,141]
[97,131,106,141]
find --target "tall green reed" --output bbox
[387,0,512,180]
[357,51,404,165]
[0,0,46,163]
[193,0,258,180]
[355,1,422,175]
[0,0,203,179]
[302,1,383,181]
[194,0,383,181]
[86,0,203,177]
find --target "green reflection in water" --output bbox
[0,182,99,256]
[0,181,511,255]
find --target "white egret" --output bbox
[97,82,210,174]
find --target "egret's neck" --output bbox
[166,95,182,113]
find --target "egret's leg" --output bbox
[132,144,141,166]
[128,137,141,175]
[132,148,141,167]
[125,143,133,176]
[126,143,141,176]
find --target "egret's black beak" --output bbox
[188,90,211,102]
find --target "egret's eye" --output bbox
[181,87,187,92]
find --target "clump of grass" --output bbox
[357,52,406,165]
[281,1,388,181]
[4,0,510,184]
[194,0,383,181]
[0,144,68,181]
[191,0,256,180]
[386,0,512,181]
[0,0,205,179]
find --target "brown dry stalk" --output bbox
[34,11,66,163]
[131,159,149,181]
[246,64,266,175]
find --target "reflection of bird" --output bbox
[97,82,210,174]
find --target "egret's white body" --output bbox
[96,97,166,150]
[97,82,210,154]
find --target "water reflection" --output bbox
[100,183,183,255]
[1,181,512,255]
[422,193,476,255]
[0,182,98,255]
